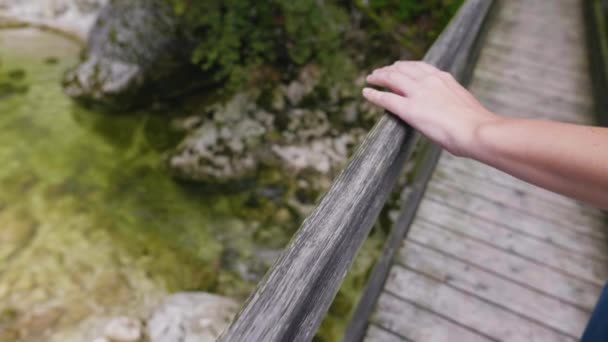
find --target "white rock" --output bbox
[147,292,239,342]
[103,316,142,342]
[92,338,110,342]
[0,0,108,40]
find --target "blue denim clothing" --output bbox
[582,283,608,341]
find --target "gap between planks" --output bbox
[406,220,603,311]
[396,241,590,337]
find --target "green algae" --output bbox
[0,28,261,341]
[0,27,391,342]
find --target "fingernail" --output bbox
[362,88,374,96]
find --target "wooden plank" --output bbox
[219,1,496,340]
[384,266,576,341]
[504,0,583,17]
[486,31,586,58]
[474,48,592,88]
[415,201,608,286]
[430,171,605,228]
[474,94,590,124]
[364,324,409,342]
[488,11,585,41]
[436,160,601,217]
[472,68,592,106]
[418,199,608,263]
[407,221,602,310]
[426,181,608,240]
[469,77,593,120]
[492,14,584,39]
[487,26,584,50]
[398,241,590,337]
[437,155,602,215]
[475,60,590,94]
[480,39,588,71]
[370,292,494,342]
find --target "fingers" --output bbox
[366,71,417,96]
[370,61,433,81]
[392,61,437,79]
[362,88,410,120]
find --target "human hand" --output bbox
[362,61,500,158]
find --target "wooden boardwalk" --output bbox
[365,0,607,341]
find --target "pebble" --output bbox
[103,316,142,342]
[92,338,110,342]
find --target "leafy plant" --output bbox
[169,0,462,91]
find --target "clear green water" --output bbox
[0,28,384,342]
[0,28,258,340]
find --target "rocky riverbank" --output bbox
[0,26,392,342]
[0,0,460,340]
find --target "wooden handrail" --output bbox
[219,1,495,341]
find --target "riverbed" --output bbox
[0,27,387,342]
[0,27,261,341]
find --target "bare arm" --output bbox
[362,61,608,209]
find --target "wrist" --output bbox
[465,111,505,161]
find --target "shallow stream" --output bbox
[0,27,385,342]
[0,28,262,341]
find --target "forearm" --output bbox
[472,117,608,209]
[362,61,608,209]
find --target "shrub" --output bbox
[169,0,463,89]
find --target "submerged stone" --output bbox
[7,68,25,80]
[0,81,29,98]
[146,292,238,342]
[103,317,142,342]
[0,28,246,342]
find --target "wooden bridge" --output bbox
[220,0,608,341]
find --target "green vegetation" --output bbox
[0,0,463,339]
[170,0,463,89]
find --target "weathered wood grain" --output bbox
[384,266,576,341]
[365,0,606,339]
[480,40,587,71]
[397,241,590,337]
[430,165,604,221]
[473,51,592,93]
[426,182,607,240]
[472,68,592,105]
[416,209,608,286]
[472,73,592,112]
[219,1,495,341]
[437,154,601,215]
[407,221,602,311]
[364,324,411,342]
[418,199,608,262]
[475,94,590,124]
[370,291,493,342]
[429,175,605,230]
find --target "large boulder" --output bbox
[62,0,201,109]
